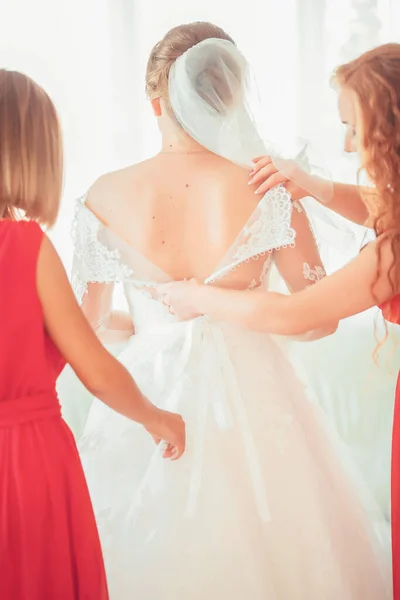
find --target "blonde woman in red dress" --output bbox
[163,43,400,597]
[0,69,185,600]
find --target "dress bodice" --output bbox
[0,221,65,404]
[71,186,296,332]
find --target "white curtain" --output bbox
[2,0,399,515]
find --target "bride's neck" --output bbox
[159,120,204,154]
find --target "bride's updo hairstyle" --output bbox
[145,22,236,114]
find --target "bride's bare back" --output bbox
[80,20,336,336]
[87,153,262,285]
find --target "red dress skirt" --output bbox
[381,296,400,598]
[0,220,109,599]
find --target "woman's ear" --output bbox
[151,98,162,117]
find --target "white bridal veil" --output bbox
[168,37,355,249]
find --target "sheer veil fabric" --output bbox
[168,37,356,251]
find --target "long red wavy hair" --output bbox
[335,44,400,321]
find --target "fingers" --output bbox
[249,156,289,194]
[157,283,172,295]
[169,441,185,461]
[172,421,186,460]
[254,172,288,195]
[249,157,302,197]
[162,441,185,461]
[166,447,179,461]
[251,156,272,167]
[162,443,175,459]
[161,295,170,309]
[249,162,278,187]
[159,286,171,307]
[159,440,180,460]
[158,414,186,461]
[161,294,175,314]
[249,156,273,179]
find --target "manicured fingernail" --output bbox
[255,188,262,194]
[248,179,254,185]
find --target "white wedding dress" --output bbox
[73,186,391,599]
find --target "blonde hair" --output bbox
[145,21,235,103]
[0,69,63,227]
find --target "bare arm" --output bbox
[74,183,134,342]
[249,156,369,226]
[326,182,369,225]
[81,282,134,343]
[163,237,395,336]
[272,204,338,340]
[38,236,185,457]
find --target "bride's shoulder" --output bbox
[84,160,155,216]
[88,160,153,194]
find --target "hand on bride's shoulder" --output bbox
[249,155,306,199]
[159,279,202,321]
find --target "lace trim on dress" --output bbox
[293,200,304,213]
[71,185,298,299]
[232,187,295,263]
[71,273,89,306]
[247,255,273,291]
[303,262,326,284]
[71,196,133,303]
[206,187,296,284]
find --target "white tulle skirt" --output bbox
[76,319,391,599]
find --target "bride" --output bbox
[72,21,391,599]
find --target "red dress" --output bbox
[381,296,400,598]
[0,221,109,600]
